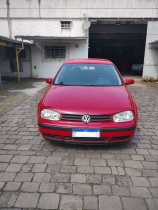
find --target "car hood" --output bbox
[43,85,133,115]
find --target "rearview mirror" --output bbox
[125,78,134,85]
[45,78,53,84]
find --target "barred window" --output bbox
[0,46,5,61]
[44,46,66,59]
[6,47,26,60]
[61,21,71,28]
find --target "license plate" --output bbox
[72,129,100,138]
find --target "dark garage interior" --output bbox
[88,19,147,75]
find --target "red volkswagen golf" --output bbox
[38,59,138,144]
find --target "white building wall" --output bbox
[143,21,158,79]
[0,0,157,19]
[0,0,158,78]
[0,60,31,78]
[10,19,86,38]
[31,40,88,78]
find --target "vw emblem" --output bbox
[82,115,91,124]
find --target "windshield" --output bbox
[54,64,123,86]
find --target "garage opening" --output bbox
[88,19,147,75]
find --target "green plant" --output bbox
[148,76,155,82]
[142,76,155,82]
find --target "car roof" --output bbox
[64,58,113,65]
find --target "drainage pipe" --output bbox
[16,40,24,82]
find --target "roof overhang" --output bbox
[0,35,32,47]
[15,35,88,42]
[149,40,158,49]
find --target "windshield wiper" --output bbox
[54,82,68,86]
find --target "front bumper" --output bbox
[38,123,136,144]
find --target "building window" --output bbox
[61,21,71,29]
[0,46,5,61]
[6,47,27,60]
[44,46,66,59]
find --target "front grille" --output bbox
[44,133,61,140]
[111,136,130,141]
[62,114,111,122]
[64,136,108,141]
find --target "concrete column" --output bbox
[143,21,158,79]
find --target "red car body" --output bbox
[38,59,138,144]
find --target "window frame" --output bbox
[61,21,71,29]
[41,43,69,62]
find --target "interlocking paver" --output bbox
[0,173,16,181]
[21,182,40,192]
[0,163,8,171]
[93,185,111,195]
[73,184,92,195]
[33,173,51,182]
[146,198,158,210]
[87,174,102,184]
[77,166,94,173]
[116,175,132,186]
[0,192,17,208]
[142,161,158,169]
[10,155,30,163]
[60,165,76,173]
[124,160,143,169]
[131,176,150,187]
[150,188,158,197]
[14,173,33,182]
[112,186,130,196]
[28,156,46,163]
[130,186,151,198]
[3,182,21,191]
[0,182,5,190]
[56,183,72,194]
[71,174,86,183]
[45,156,62,164]
[60,195,83,210]
[107,160,123,167]
[84,196,98,210]
[99,195,123,210]
[122,197,147,210]
[32,163,47,172]
[51,173,70,183]
[94,166,111,174]
[149,178,158,187]
[142,169,158,177]
[39,182,55,192]
[5,164,23,172]
[38,193,59,209]
[0,155,13,163]
[90,158,106,166]
[102,174,115,185]
[14,192,39,208]
[75,157,89,165]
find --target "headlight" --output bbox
[41,109,60,121]
[113,111,134,122]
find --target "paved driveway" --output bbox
[0,82,158,210]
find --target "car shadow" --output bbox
[48,138,138,152]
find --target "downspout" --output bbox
[38,0,41,18]
[30,48,33,78]
[16,40,24,82]
[6,0,12,38]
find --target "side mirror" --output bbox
[125,78,134,85]
[45,78,53,84]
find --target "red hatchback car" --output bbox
[38,59,138,144]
